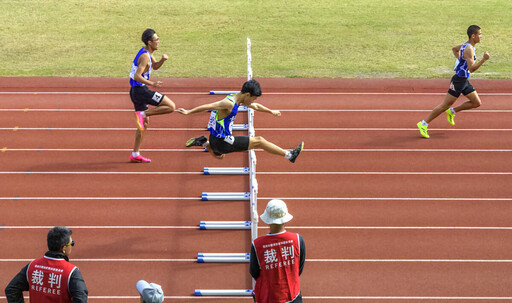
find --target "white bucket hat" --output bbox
[136,280,164,303]
[260,199,293,225]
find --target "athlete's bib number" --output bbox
[223,136,235,145]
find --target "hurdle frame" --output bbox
[195,37,258,297]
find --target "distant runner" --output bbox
[177,79,304,163]
[129,28,176,163]
[417,25,490,138]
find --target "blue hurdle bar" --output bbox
[195,289,252,296]
[199,221,251,230]
[209,90,240,95]
[203,167,249,175]
[201,192,250,201]
[197,253,250,263]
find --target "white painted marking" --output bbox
[3,226,511,230]
[1,295,511,300]
[2,127,512,132]
[1,258,510,263]
[1,171,511,176]
[2,148,512,152]
[1,91,512,96]
[1,108,512,112]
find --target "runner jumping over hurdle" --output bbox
[177,79,304,163]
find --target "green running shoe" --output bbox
[445,109,455,126]
[417,122,430,139]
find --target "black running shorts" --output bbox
[129,85,165,111]
[448,74,475,98]
[209,134,250,155]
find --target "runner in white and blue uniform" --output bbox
[128,28,176,163]
[417,25,490,139]
[177,79,304,163]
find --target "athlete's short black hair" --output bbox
[47,226,72,252]
[467,25,481,39]
[142,28,156,46]
[240,79,262,97]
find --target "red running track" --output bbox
[1,77,512,303]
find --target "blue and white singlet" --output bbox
[129,48,153,87]
[207,94,240,138]
[454,43,476,78]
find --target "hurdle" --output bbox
[195,38,256,297]
[199,221,251,230]
[194,289,252,296]
[201,192,250,201]
[209,90,239,95]
[205,124,247,131]
[203,167,249,175]
[197,253,250,263]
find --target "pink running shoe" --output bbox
[130,154,151,163]
[135,111,146,131]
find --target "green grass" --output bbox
[1,0,511,78]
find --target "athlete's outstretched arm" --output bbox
[177,99,233,115]
[249,103,281,116]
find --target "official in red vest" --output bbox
[250,199,306,303]
[5,226,88,303]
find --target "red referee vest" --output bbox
[27,256,76,303]
[253,231,301,303]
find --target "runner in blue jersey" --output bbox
[129,28,176,163]
[177,80,304,163]
[417,25,490,138]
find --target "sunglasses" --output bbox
[66,240,75,247]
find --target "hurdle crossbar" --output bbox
[201,193,250,201]
[204,124,247,131]
[203,167,249,175]
[209,90,240,95]
[197,256,249,263]
[194,289,252,296]
[199,221,251,230]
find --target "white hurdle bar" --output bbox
[197,253,250,263]
[194,289,252,296]
[209,90,240,95]
[201,192,250,201]
[199,221,251,230]
[204,124,247,131]
[203,167,249,175]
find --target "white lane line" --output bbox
[1,295,511,300]
[2,148,512,152]
[303,296,512,300]
[2,127,512,132]
[1,91,512,96]
[0,197,199,200]
[0,226,198,229]
[1,258,511,263]
[259,197,512,201]
[1,108,512,113]
[1,171,511,176]
[0,171,203,175]
[1,197,511,201]
[2,226,511,230]
[307,259,512,262]
[0,259,195,262]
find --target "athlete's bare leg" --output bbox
[453,91,482,113]
[145,96,175,116]
[248,136,286,157]
[133,117,149,153]
[424,93,458,124]
[205,143,225,160]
